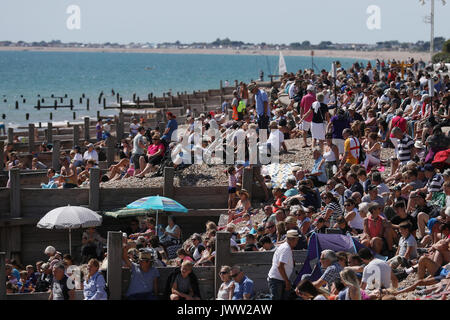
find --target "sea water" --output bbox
[0,51,368,127]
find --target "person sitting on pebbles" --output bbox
[135,133,165,179]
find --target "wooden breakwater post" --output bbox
[0,252,6,300]
[103,98,106,109]
[54,100,57,110]
[37,100,41,110]
[84,117,90,141]
[107,231,123,300]
[28,124,35,153]
[0,141,4,170]
[86,98,90,111]
[9,168,22,262]
[89,167,100,211]
[15,101,19,109]
[106,137,116,168]
[47,122,53,143]
[242,167,254,201]
[116,112,124,140]
[73,125,80,147]
[52,140,61,171]
[215,232,232,295]
[7,128,14,144]
[163,167,175,198]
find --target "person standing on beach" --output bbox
[248,82,269,130]
[131,127,147,174]
[162,112,178,143]
[267,230,300,300]
[299,85,316,148]
[96,119,103,142]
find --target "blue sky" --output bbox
[0,0,449,44]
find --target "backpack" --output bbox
[359,144,366,164]
[351,137,365,164]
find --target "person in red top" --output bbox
[135,133,165,178]
[272,188,287,213]
[299,85,316,148]
[385,110,407,156]
[361,202,386,254]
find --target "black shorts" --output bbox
[148,155,163,166]
[131,154,147,170]
[228,187,237,194]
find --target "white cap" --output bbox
[307,84,315,92]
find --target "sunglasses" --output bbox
[231,273,240,278]
[266,225,275,229]
[219,271,228,275]
[344,204,352,207]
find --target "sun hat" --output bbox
[421,94,430,102]
[87,143,94,148]
[269,121,279,129]
[138,251,153,262]
[237,189,250,198]
[285,216,297,225]
[247,83,257,92]
[286,230,300,238]
[306,84,315,91]
[414,141,425,149]
[442,169,450,177]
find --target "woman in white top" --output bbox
[362,132,381,169]
[343,199,365,234]
[319,133,340,180]
[217,265,234,300]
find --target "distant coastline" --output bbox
[0,46,430,62]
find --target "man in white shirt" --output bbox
[359,248,398,291]
[267,230,300,300]
[129,118,140,137]
[83,143,99,164]
[266,121,287,155]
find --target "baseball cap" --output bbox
[424,164,434,172]
[306,84,315,91]
[367,185,377,191]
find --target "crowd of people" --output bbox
[3,58,450,300]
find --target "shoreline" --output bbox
[0,46,430,62]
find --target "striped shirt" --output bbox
[324,202,344,226]
[427,173,444,193]
[397,134,414,163]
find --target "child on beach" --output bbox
[176,248,194,266]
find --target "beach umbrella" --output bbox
[37,205,103,256]
[125,195,188,228]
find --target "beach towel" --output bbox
[261,163,295,189]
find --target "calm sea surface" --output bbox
[0,51,368,127]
